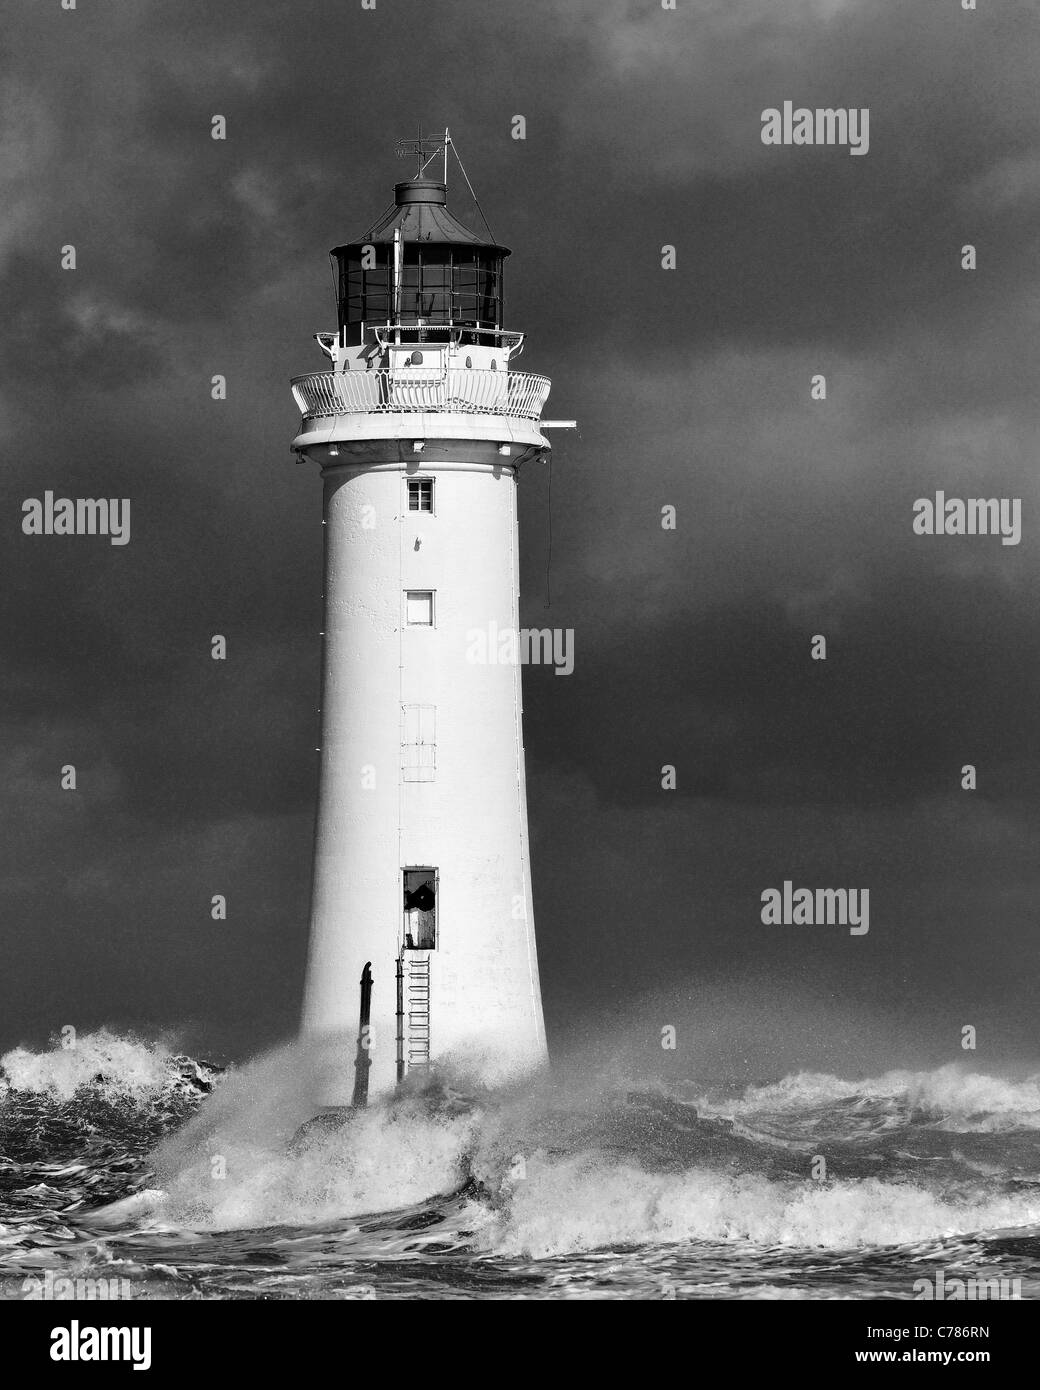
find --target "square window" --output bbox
[406,590,434,625]
[408,479,434,512]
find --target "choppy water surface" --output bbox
[1,1031,1038,1300]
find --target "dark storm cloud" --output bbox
[2,0,1038,1067]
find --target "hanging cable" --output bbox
[451,144,497,243]
[362,198,397,240]
[544,450,553,608]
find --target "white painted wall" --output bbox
[300,448,547,1101]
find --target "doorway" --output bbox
[403,868,437,950]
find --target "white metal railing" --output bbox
[290,368,552,422]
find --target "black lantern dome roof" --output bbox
[332,179,509,258]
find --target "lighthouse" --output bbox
[290,134,573,1102]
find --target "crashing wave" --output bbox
[2,1033,1040,1270]
[693,1065,1040,1133]
[0,1028,222,1104]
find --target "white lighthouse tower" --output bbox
[291,134,572,1102]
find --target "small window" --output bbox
[406,590,434,625]
[408,479,433,512]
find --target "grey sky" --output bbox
[2,0,1038,1078]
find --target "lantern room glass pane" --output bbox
[338,244,503,329]
[452,252,501,326]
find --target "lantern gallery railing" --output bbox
[291,368,552,422]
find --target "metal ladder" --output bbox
[406,954,431,1067]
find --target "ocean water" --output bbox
[1,1030,1038,1301]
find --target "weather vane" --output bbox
[394,123,450,180]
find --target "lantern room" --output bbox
[331,178,511,351]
